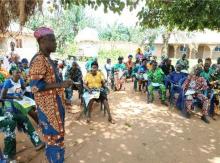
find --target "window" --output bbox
[16,39,22,48]
[214,46,220,52]
[180,45,188,52]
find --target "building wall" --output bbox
[203,46,210,58]
[198,45,211,59]
[152,44,162,57]
[0,35,37,61]
[168,45,174,58]
[174,46,190,59]
[98,41,140,54]
[212,51,220,59]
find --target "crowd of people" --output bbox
[0,27,219,163]
[103,48,220,124]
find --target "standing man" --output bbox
[3,41,17,71]
[176,53,189,71]
[104,58,112,82]
[29,27,72,163]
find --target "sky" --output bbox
[85,6,139,27]
[44,0,141,27]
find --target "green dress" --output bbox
[114,63,126,71]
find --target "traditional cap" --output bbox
[34,27,54,40]
[9,65,19,75]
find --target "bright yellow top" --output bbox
[147,63,152,70]
[84,71,104,89]
[0,67,9,78]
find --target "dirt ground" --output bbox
[1,82,220,163]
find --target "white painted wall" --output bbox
[0,35,38,62]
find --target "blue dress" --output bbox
[29,53,66,163]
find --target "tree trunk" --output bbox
[19,0,26,26]
[161,32,170,57]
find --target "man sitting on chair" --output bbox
[182,65,209,123]
[166,64,188,91]
[147,61,167,106]
[83,61,114,123]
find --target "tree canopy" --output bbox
[137,0,220,31]
[0,0,130,33]
[26,5,95,54]
[2,0,220,33]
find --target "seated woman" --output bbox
[113,57,127,91]
[0,107,16,161]
[0,87,44,161]
[182,65,210,123]
[83,61,114,123]
[1,66,38,124]
[136,58,148,92]
[20,58,34,98]
[0,58,9,82]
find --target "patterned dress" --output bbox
[29,53,66,163]
[1,78,42,159]
[182,75,208,115]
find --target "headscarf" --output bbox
[136,48,142,54]
[21,58,28,64]
[34,27,54,40]
[9,66,19,75]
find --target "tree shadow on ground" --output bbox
[1,83,220,163]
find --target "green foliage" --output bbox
[60,0,126,14]
[98,48,127,63]
[137,0,220,31]
[99,23,151,44]
[63,42,78,57]
[26,5,94,54]
[99,23,130,41]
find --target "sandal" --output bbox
[108,118,115,124]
